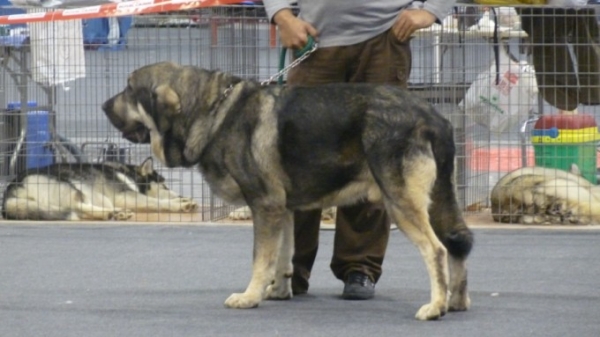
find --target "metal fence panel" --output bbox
[1,3,599,224]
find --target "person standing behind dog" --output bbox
[517,4,600,112]
[263,0,456,300]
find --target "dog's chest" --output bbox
[201,169,245,205]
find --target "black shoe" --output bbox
[342,271,375,300]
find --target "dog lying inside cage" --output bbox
[1,157,198,221]
[491,164,600,225]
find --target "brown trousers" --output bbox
[518,7,600,110]
[286,29,412,292]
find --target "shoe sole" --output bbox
[342,292,374,300]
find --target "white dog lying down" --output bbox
[491,164,600,225]
[2,158,198,221]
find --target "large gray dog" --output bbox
[102,61,473,320]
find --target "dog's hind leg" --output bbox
[224,206,291,309]
[379,153,449,321]
[3,178,79,220]
[428,151,473,312]
[3,197,73,220]
[431,208,472,312]
[114,192,198,213]
[447,252,470,311]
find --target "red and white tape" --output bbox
[0,0,246,25]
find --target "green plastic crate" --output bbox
[533,142,598,184]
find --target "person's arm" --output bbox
[421,0,456,23]
[263,1,319,49]
[263,0,293,24]
[393,0,456,42]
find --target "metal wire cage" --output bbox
[0,4,282,222]
[1,2,599,224]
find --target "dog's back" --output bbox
[491,165,600,224]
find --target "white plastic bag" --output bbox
[459,47,538,134]
[547,0,588,7]
[28,8,86,86]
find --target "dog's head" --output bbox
[132,156,181,199]
[103,61,246,168]
[102,62,193,166]
[102,62,183,143]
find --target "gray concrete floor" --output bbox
[1,221,599,337]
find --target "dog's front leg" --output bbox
[114,192,198,213]
[78,199,133,221]
[224,206,287,309]
[266,209,294,300]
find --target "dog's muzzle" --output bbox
[102,96,151,144]
[122,123,150,143]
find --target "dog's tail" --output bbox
[426,117,474,260]
[2,197,72,221]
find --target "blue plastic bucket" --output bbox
[7,101,54,169]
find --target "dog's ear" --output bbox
[134,86,156,116]
[155,84,181,114]
[570,164,582,176]
[139,157,155,175]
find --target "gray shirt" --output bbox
[263,0,456,48]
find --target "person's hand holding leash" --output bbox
[273,9,319,49]
[393,9,437,42]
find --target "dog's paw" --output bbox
[178,198,199,212]
[321,207,337,221]
[224,292,261,309]
[228,206,252,220]
[111,209,134,221]
[266,279,292,300]
[415,302,447,321]
[448,292,470,312]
